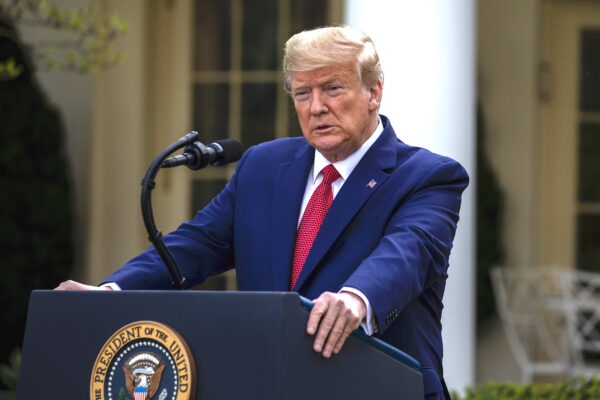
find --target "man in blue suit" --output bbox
[57,26,468,399]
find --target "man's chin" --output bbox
[314,143,350,163]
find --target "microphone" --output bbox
[161,139,243,170]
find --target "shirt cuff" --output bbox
[340,287,378,336]
[101,282,122,291]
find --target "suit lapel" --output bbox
[292,122,398,291]
[271,144,314,291]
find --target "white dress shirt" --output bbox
[299,118,383,335]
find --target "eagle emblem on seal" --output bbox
[123,352,166,400]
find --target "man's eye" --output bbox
[294,91,309,100]
[328,86,342,93]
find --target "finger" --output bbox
[323,302,363,357]
[313,301,342,355]
[54,280,108,291]
[333,326,354,355]
[306,296,329,335]
[322,315,348,358]
[54,280,77,290]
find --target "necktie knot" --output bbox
[321,164,340,186]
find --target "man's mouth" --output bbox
[314,124,334,133]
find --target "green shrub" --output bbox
[0,11,74,389]
[0,348,20,391]
[453,378,600,400]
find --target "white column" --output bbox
[345,1,477,393]
[85,0,150,284]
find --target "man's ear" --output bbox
[368,80,383,111]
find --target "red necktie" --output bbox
[290,164,340,290]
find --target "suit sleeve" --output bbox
[101,147,254,290]
[342,159,469,333]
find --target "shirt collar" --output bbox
[312,116,384,183]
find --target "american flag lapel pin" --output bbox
[367,179,377,189]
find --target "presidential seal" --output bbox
[90,321,196,400]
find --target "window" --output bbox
[576,29,600,271]
[190,0,341,289]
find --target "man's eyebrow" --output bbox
[320,76,352,87]
[291,83,310,92]
[319,76,341,85]
[291,75,351,91]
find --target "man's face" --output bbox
[290,63,382,162]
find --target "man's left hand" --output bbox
[306,291,367,358]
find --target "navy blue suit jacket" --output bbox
[105,115,469,397]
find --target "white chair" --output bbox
[561,269,600,378]
[490,266,570,383]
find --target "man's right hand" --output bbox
[54,280,112,291]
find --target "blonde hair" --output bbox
[282,25,383,93]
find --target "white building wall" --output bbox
[16,0,93,279]
[476,0,541,383]
[478,0,540,270]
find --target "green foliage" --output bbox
[0,11,74,389]
[119,387,131,400]
[0,348,20,390]
[0,56,22,79]
[0,0,128,79]
[453,378,600,400]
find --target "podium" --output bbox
[17,290,424,399]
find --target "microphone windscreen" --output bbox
[214,139,244,164]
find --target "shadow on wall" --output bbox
[476,103,504,327]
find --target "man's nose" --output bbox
[310,92,328,115]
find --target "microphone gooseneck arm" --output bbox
[140,131,199,290]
